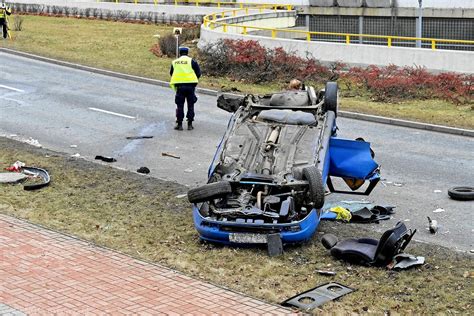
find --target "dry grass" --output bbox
[1,137,472,314]
[1,15,472,129]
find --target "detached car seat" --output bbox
[322,222,416,266]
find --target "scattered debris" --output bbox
[393,182,403,187]
[427,217,438,234]
[282,282,354,310]
[433,208,445,213]
[126,136,154,140]
[390,253,425,270]
[136,167,150,174]
[447,186,474,201]
[433,189,442,193]
[340,200,371,205]
[25,138,42,148]
[267,233,283,257]
[70,145,78,148]
[22,167,50,191]
[350,205,393,223]
[9,134,17,137]
[316,270,337,276]
[329,206,352,222]
[71,153,81,158]
[175,194,187,199]
[322,222,416,266]
[161,152,180,159]
[0,172,28,184]
[183,168,193,173]
[5,161,25,172]
[95,155,117,163]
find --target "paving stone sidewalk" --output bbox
[0,214,292,315]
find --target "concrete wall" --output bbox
[200,25,474,73]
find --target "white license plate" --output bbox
[229,233,268,244]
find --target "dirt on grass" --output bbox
[2,15,473,129]
[0,137,472,314]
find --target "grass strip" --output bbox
[2,15,473,129]
[0,137,471,314]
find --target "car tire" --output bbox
[447,186,474,201]
[187,181,232,203]
[303,166,325,209]
[323,81,338,116]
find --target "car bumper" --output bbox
[192,205,320,245]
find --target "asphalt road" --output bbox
[1,52,473,252]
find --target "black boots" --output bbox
[174,122,183,131]
[187,121,194,130]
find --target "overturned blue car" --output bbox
[188,82,380,246]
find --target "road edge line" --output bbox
[1,47,472,137]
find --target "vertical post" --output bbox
[175,0,177,6]
[305,14,310,28]
[154,0,157,6]
[223,24,227,32]
[306,32,311,42]
[358,16,364,44]
[242,26,247,35]
[217,1,220,8]
[431,40,436,50]
[196,0,199,7]
[345,35,350,45]
[416,0,422,48]
[271,30,276,38]
[387,37,392,47]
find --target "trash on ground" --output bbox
[175,194,187,199]
[22,167,51,191]
[25,138,42,148]
[447,186,474,201]
[95,155,117,163]
[5,161,25,172]
[316,270,337,276]
[427,217,438,234]
[389,253,425,270]
[71,153,80,158]
[0,172,28,184]
[161,152,180,159]
[70,145,78,148]
[267,233,284,257]
[350,205,393,223]
[339,200,371,205]
[126,136,154,140]
[183,168,193,173]
[329,206,352,222]
[281,282,354,310]
[433,189,442,193]
[322,222,416,266]
[433,208,445,213]
[136,167,150,174]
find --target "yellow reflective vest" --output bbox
[0,6,12,18]
[170,56,199,91]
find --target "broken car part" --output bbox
[189,82,380,246]
[390,253,425,270]
[281,282,354,310]
[161,152,180,159]
[448,186,474,201]
[427,217,438,234]
[126,136,154,140]
[95,155,117,163]
[316,270,337,276]
[22,167,50,191]
[137,167,150,174]
[323,222,416,266]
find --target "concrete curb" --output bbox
[1,48,472,137]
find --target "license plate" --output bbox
[229,233,268,244]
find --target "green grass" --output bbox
[1,138,472,314]
[2,15,473,129]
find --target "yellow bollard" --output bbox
[271,30,276,38]
[306,33,311,42]
[431,40,436,50]
[345,35,350,44]
[387,37,392,47]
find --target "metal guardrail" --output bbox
[99,1,474,50]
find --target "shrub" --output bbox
[159,34,178,58]
[13,16,24,31]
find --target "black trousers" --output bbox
[0,18,7,39]
[175,85,197,123]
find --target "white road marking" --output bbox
[88,107,135,119]
[0,84,25,93]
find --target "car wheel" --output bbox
[323,81,338,116]
[448,186,474,201]
[187,181,232,203]
[303,166,325,209]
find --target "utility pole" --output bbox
[416,0,423,48]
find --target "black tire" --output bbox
[323,81,338,116]
[303,166,325,209]
[448,186,474,201]
[187,181,232,203]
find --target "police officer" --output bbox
[0,2,11,39]
[169,47,201,131]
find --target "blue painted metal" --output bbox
[328,138,378,179]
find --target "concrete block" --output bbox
[309,0,337,7]
[337,0,364,7]
[365,0,392,8]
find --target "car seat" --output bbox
[270,91,309,107]
[321,222,416,266]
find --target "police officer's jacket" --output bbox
[169,55,201,91]
[0,5,12,18]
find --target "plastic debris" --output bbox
[184,168,193,173]
[161,152,180,159]
[282,283,354,310]
[70,145,78,148]
[95,155,117,163]
[329,206,352,222]
[175,194,187,199]
[137,167,150,174]
[427,217,438,234]
[390,253,425,270]
[316,270,336,276]
[433,190,442,193]
[5,161,25,172]
[126,136,154,140]
[433,208,445,213]
[25,138,42,148]
[71,153,80,158]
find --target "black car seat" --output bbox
[322,222,416,266]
